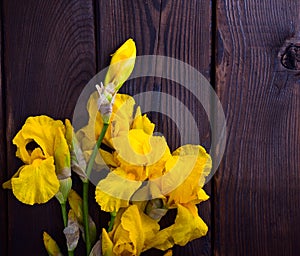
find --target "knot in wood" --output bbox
[281,44,300,70]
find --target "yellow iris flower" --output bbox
[101,205,160,256]
[101,204,207,255]
[2,115,71,205]
[95,129,171,212]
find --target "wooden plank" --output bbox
[96,0,161,95]
[157,1,212,256]
[214,0,300,255]
[96,1,212,255]
[2,0,96,254]
[0,2,8,254]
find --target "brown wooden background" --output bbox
[0,0,300,255]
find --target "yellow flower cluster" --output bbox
[2,38,212,255]
[79,91,212,254]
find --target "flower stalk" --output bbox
[82,122,109,255]
[107,211,116,232]
[60,202,68,227]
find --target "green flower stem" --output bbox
[107,211,117,232]
[60,202,68,227]
[83,122,109,255]
[82,182,91,255]
[60,203,75,256]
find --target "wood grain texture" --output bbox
[96,0,161,95]
[96,1,212,255]
[156,1,212,256]
[214,0,300,255]
[0,2,8,254]
[2,0,96,255]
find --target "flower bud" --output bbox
[97,39,136,124]
[68,189,97,245]
[54,127,71,179]
[65,119,88,181]
[104,38,136,91]
[55,177,72,204]
[63,210,80,251]
[43,232,63,256]
[101,229,114,256]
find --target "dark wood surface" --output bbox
[2,0,96,255]
[0,4,8,255]
[214,0,300,255]
[1,0,300,255]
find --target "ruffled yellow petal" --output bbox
[11,157,59,205]
[144,204,208,251]
[106,205,160,255]
[104,38,136,90]
[139,209,160,246]
[43,231,63,256]
[112,205,144,256]
[31,147,46,161]
[13,116,65,162]
[143,226,173,251]
[95,168,142,212]
[172,145,212,187]
[131,108,155,135]
[13,132,32,164]
[171,204,208,246]
[96,190,129,214]
[159,145,211,206]
[112,129,171,181]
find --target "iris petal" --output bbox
[13,115,64,162]
[144,204,208,251]
[11,157,59,205]
[161,145,211,206]
[112,129,171,181]
[95,168,142,212]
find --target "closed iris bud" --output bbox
[104,38,136,90]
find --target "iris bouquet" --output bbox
[2,39,212,256]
